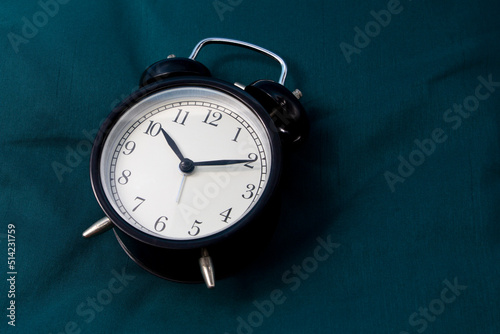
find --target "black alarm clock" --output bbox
[83,38,308,288]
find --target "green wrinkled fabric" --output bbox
[1,0,499,333]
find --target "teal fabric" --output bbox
[1,0,499,333]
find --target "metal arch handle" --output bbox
[189,37,288,85]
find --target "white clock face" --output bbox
[99,86,274,240]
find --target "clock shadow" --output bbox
[224,102,341,297]
[209,52,338,260]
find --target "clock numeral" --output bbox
[144,120,162,137]
[118,170,131,185]
[242,184,256,199]
[123,141,136,155]
[173,109,189,125]
[232,127,242,142]
[154,216,168,232]
[220,208,233,223]
[188,220,203,236]
[202,110,222,127]
[132,197,145,212]
[244,153,258,169]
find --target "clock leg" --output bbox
[199,248,215,288]
[82,217,114,238]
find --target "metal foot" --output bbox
[199,248,215,288]
[82,217,114,238]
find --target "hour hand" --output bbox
[160,128,184,161]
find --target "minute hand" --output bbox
[192,158,256,166]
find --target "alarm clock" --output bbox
[83,38,308,288]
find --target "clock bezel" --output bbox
[90,76,282,250]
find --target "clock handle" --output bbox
[189,37,288,85]
[82,217,114,238]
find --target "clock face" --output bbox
[96,83,277,243]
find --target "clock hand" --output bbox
[160,128,184,161]
[192,158,256,166]
[176,174,186,203]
